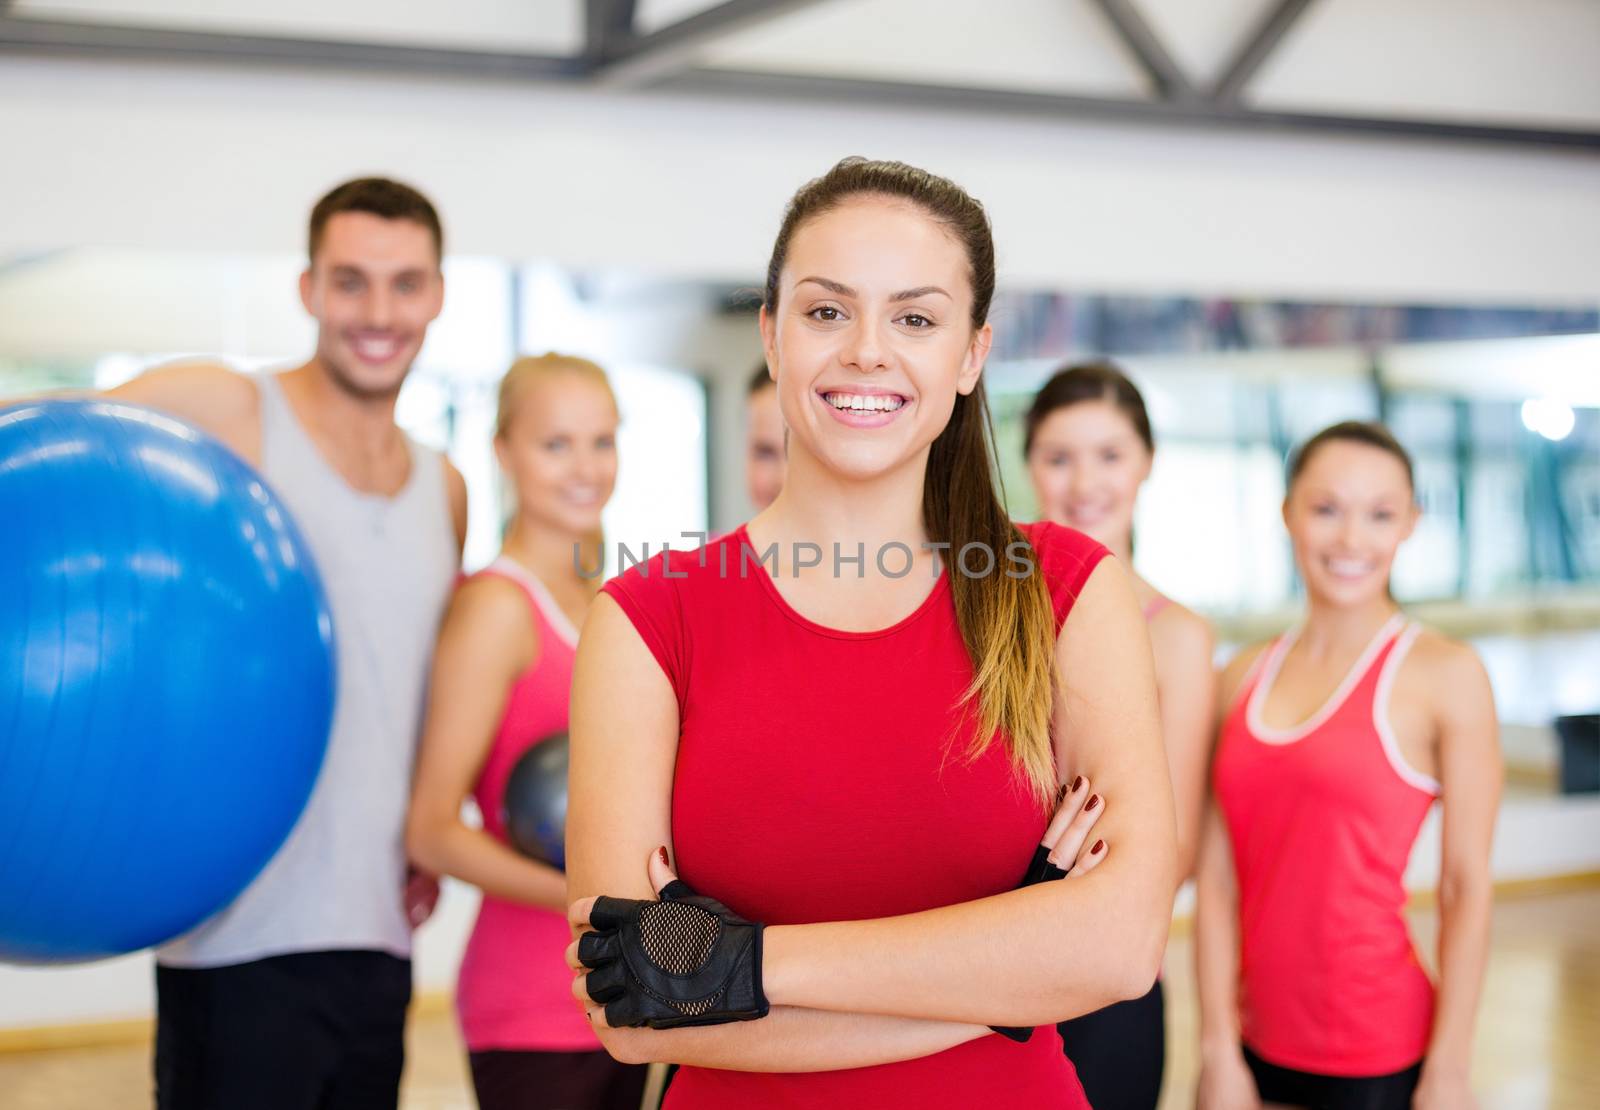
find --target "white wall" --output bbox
[3,57,1599,306]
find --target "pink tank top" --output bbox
[455,557,600,1052]
[1213,614,1439,1076]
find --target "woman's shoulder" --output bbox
[1217,638,1273,709]
[442,569,540,669]
[1146,596,1214,667]
[1014,520,1112,629]
[599,529,749,642]
[1391,622,1491,706]
[1015,519,1111,586]
[454,568,537,624]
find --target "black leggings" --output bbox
[1056,979,1165,1110]
[1244,1045,1422,1110]
[468,1049,648,1110]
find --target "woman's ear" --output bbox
[1400,497,1421,543]
[957,322,993,396]
[759,304,778,376]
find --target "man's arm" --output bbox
[107,362,263,466]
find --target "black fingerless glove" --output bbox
[990,844,1069,1043]
[577,879,770,1029]
[1018,843,1069,887]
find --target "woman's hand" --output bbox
[1197,1043,1261,1110]
[403,866,441,929]
[1038,775,1110,877]
[1413,1063,1475,1110]
[568,848,767,1030]
[990,776,1109,1042]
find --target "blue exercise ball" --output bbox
[0,399,335,964]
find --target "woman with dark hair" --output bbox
[1198,422,1501,1110]
[1025,361,1215,1109]
[563,158,1178,1108]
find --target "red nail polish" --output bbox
[1071,776,1084,793]
[658,847,670,867]
[1085,794,1100,812]
[1091,840,1105,855]
[1056,783,1069,803]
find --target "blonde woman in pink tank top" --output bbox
[1198,422,1501,1110]
[406,354,647,1110]
[1024,361,1214,1110]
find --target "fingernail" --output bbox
[1056,783,1069,803]
[1085,794,1100,812]
[1071,775,1084,793]
[658,846,670,867]
[1091,840,1105,855]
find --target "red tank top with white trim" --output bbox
[1213,613,1439,1076]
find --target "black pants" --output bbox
[1244,1045,1423,1110]
[1057,979,1165,1110]
[469,1049,649,1110]
[155,950,412,1110]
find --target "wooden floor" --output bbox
[1,887,1595,1109]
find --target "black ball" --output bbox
[502,732,569,869]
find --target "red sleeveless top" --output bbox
[1213,613,1439,1076]
[456,557,601,1052]
[602,522,1107,1109]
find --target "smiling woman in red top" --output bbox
[1198,422,1502,1110]
[564,158,1178,1109]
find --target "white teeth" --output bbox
[825,392,904,413]
[1328,559,1372,576]
[355,338,400,359]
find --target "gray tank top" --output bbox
[160,372,457,967]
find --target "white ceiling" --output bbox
[1249,0,1600,128]
[697,0,1152,99]
[9,0,1599,128]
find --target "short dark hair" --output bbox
[747,363,775,397]
[1023,360,1154,458]
[1287,420,1414,491]
[308,177,443,262]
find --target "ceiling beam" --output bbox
[2,9,1592,154]
[0,16,585,80]
[1084,0,1196,102]
[666,68,1600,151]
[1211,0,1316,103]
[592,0,825,87]
[585,0,638,62]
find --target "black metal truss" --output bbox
[0,1,1594,152]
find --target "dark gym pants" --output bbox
[1244,1045,1423,1110]
[1057,978,1166,1110]
[155,949,411,1110]
[468,1049,649,1110]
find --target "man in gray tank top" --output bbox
[95,179,467,1109]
